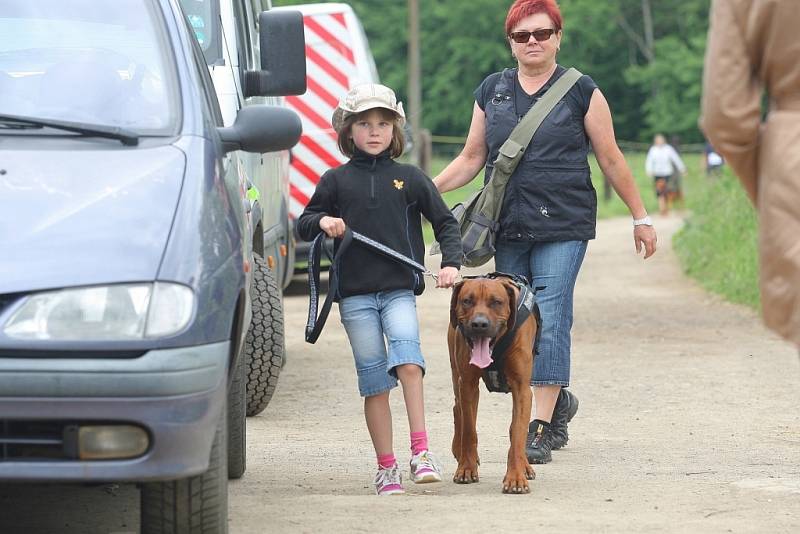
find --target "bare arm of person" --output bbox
[432,102,489,193]
[585,89,657,259]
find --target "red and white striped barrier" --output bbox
[285,11,359,220]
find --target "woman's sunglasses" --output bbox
[509,29,556,43]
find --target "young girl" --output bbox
[296,83,463,495]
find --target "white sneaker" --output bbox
[374,463,404,495]
[409,450,443,483]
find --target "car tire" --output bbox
[140,407,228,534]
[227,350,247,479]
[245,253,285,417]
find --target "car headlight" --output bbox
[3,283,194,341]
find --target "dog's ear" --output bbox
[449,281,464,329]
[502,280,518,328]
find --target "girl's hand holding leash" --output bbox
[435,266,460,288]
[320,216,346,238]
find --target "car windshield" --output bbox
[0,0,178,134]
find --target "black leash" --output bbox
[305,228,437,343]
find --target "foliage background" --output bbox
[273,0,760,311]
[273,0,711,143]
[673,171,760,309]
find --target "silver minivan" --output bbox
[0,0,305,531]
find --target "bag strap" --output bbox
[509,67,582,154]
[490,67,583,182]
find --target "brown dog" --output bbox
[448,276,537,494]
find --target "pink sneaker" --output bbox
[374,463,404,495]
[410,450,443,483]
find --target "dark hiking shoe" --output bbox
[525,420,553,464]
[550,388,579,450]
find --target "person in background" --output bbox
[702,140,725,178]
[645,134,687,216]
[668,135,686,210]
[432,0,657,465]
[701,0,800,349]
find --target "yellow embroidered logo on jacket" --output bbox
[393,179,404,190]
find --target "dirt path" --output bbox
[231,215,800,533]
[1,216,797,533]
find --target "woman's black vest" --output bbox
[484,67,597,242]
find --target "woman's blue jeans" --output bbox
[494,239,588,386]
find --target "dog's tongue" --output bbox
[469,337,493,369]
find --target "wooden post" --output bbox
[408,0,423,170]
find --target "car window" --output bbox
[178,0,223,65]
[232,0,254,72]
[0,0,179,134]
[181,11,224,128]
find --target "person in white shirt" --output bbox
[645,133,687,215]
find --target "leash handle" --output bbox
[305,229,351,344]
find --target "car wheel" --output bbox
[227,349,247,479]
[245,253,285,416]
[140,407,228,534]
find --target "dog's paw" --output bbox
[453,463,479,484]
[502,469,531,494]
[526,463,536,480]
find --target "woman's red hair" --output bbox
[505,0,563,35]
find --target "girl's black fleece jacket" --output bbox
[296,148,463,299]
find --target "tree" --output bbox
[272,0,711,143]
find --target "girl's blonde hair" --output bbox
[337,108,405,159]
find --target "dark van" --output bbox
[0,0,305,532]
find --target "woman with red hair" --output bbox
[434,0,657,466]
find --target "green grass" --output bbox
[423,152,760,310]
[673,169,759,309]
[428,156,485,207]
[421,157,482,244]
[592,152,657,218]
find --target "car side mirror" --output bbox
[243,10,307,98]
[217,105,302,154]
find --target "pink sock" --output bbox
[377,453,396,469]
[410,431,428,455]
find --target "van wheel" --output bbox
[245,253,285,416]
[140,408,228,534]
[227,350,247,479]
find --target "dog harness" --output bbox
[460,272,543,393]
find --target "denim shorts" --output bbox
[494,239,588,387]
[339,289,426,397]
